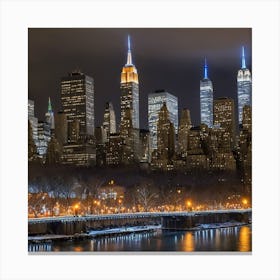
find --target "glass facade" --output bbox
[237,69,251,125]
[200,80,213,128]
[200,59,213,128]
[148,90,178,150]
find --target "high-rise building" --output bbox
[200,58,213,128]
[54,111,68,146]
[61,70,94,139]
[177,108,192,157]
[103,102,116,142]
[28,99,38,145]
[120,108,139,164]
[120,36,139,129]
[157,103,175,161]
[45,97,55,130]
[237,46,252,125]
[37,121,51,157]
[148,89,178,150]
[60,70,95,166]
[213,97,236,148]
[106,133,123,166]
[139,129,151,163]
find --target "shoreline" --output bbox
[28,222,251,244]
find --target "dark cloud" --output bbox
[28,28,251,128]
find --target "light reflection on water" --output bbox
[28,225,252,252]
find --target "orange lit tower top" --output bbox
[120,35,139,129]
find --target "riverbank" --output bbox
[28,225,161,243]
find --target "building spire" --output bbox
[126,35,132,65]
[204,57,208,79]
[48,97,52,112]
[241,46,246,69]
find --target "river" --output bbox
[28,225,251,252]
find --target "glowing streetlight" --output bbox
[242,198,248,208]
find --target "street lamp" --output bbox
[242,198,248,208]
[74,203,79,216]
[186,200,192,211]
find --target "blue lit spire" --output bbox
[241,46,246,69]
[126,35,132,65]
[204,57,208,79]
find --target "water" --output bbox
[28,225,251,252]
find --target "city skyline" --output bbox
[28,28,252,129]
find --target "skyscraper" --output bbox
[60,70,95,166]
[237,46,252,125]
[120,36,139,129]
[157,103,175,161]
[45,97,55,130]
[148,89,178,150]
[200,58,213,128]
[177,108,192,157]
[103,102,116,142]
[28,99,38,146]
[213,97,236,147]
[61,70,95,139]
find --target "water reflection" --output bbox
[238,226,251,252]
[29,225,251,252]
[183,232,194,252]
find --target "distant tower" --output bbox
[237,46,252,125]
[120,35,139,129]
[103,102,116,141]
[28,99,38,146]
[177,108,192,157]
[45,97,55,130]
[148,89,178,151]
[157,103,175,161]
[200,58,213,128]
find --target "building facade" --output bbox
[237,46,252,125]
[148,89,178,150]
[200,58,213,128]
[60,70,95,166]
[177,108,192,158]
[28,99,38,146]
[213,97,236,148]
[103,101,116,142]
[120,36,139,129]
[61,70,95,139]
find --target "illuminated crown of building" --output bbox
[121,35,138,84]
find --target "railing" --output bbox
[28,209,252,224]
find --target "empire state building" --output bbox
[237,46,252,125]
[120,36,139,129]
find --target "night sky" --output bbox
[28,28,251,129]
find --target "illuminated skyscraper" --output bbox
[28,99,38,145]
[213,97,236,148]
[200,58,213,128]
[120,36,139,129]
[237,46,252,125]
[103,102,116,142]
[61,70,94,139]
[45,97,55,130]
[60,70,95,166]
[148,90,178,150]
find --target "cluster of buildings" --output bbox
[28,36,252,184]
